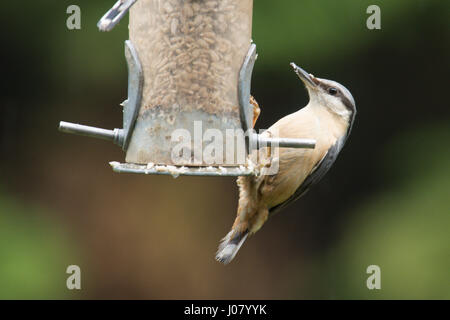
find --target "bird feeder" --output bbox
[59,0,315,177]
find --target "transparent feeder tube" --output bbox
[126,0,253,165]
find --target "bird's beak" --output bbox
[290,63,317,88]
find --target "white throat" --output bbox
[309,93,351,123]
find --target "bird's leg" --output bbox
[250,95,260,128]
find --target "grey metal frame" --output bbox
[110,162,256,177]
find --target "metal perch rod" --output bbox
[255,136,315,149]
[59,121,123,146]
[59,121,316,150]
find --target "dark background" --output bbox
[0,0,449,299]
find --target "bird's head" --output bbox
[290,62,356,122]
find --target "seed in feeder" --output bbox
[182,3,194,17]
[170,18,179,35]
[201,31,216,39]
[192,2,200,12]
[203,37,215,45]
[193,60,209,69]
[197,39,209,49]
[192,15,203,26]
[161,95,172,106]
[163,2,174,14]
[191,48,201,58]
[160,62,175,73]
[206,1,218,9]
[154,56,168,69]
[135,0,252,125]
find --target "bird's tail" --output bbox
[215,229,249,265]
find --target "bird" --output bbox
[215,62,356,264]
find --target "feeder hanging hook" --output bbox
[98,0,138,32]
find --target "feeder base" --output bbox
[109,162,256,178]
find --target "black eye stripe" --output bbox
[341,95,355,112]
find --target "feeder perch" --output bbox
[59,0,316,177]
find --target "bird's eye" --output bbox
[328,87,338,95]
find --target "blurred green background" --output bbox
[0,0,449,299]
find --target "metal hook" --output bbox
[97,0,137,32]
[238,43,257,134]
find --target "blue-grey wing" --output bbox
[269,135,347,216]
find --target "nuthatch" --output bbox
[216,63,356,264]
